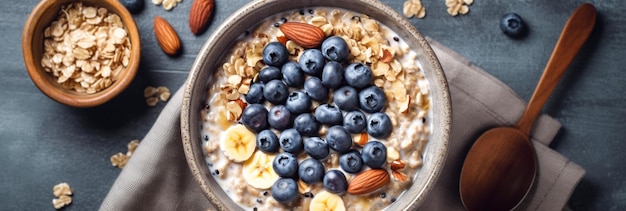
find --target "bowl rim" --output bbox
[21,0,141,108]
[181,0,451,210]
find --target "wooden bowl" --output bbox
[181,0,451,210]
[22,0,140,108]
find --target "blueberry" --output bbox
[333,86,359,111]
[241,104,268,133]
[263,80,289,105]
[273,152,299,178]
[271,178,299,203]
[285,91,312,115]
[323,169,348,194]
[299,49,325,76]
[263,42,289,67]
[314,104,343,126]
[343,110,367,133]
[279,128,303,153]
[119,0,144,14]
[257,130,279,153]
[362,141,387,168]
[281,61,305,87]
[268,105,292,130]
[358,86,386,113]
[321,36,349,62]
[500,13,527,38]
[304,77,328,102]
[367,112,392,138]
[258,66,282,83]
[339,150,363,173]
[304,137,329,160]
[344,63,373,89]
[325,125,352,153]
[293,113,320,137]
[321,61,344,89]
[245,83,264,104]
[298,158,325,184]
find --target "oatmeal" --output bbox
[200,7,432,211]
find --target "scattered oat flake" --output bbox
[144,86,157,98]
[53,183,73,197]
[446,0,473,16]
[146,96,159,107]
[52,183,73,209]
[159,91,171,102]
[403,0,426,19]
[110,152,130,168]
[52,195,73,209]
[127,139,140,155]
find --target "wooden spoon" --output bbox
[459,4,596,211]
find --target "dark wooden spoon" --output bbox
[459,3,597,211]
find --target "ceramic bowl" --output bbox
[22,0,140,108]
[181,0,451,210]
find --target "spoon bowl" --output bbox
[460,127,536,211]
[459,3,596,211]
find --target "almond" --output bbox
[353,132,368,147]
[391,170,408,182]
[279,22,325,48]
[154,16,181,56]
[189,0,214,35]
[347,169,390,195]
[390,159,406,171]
[233,98,247,111]
[380,49,393,63]
[277,36,288,46]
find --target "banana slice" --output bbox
[243,150,279,189]
[310,190,346,211]
[220,124,256,162]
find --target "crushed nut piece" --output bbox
[391,170,409,182]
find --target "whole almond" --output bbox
[189,0,214,35]
[279,22,325,48]
[347,169,390,195]
[154,16,181,56]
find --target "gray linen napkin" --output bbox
[100,38,584,211]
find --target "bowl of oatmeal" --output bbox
[181,0,451,210]
[22,0,140,108]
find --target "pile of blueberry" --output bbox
[240,36,392,204]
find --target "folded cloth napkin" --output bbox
[100,38,584,211]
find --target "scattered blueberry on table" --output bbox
[500,12,527,38]
[119,0,144,14]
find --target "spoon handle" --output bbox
[516,3,597,135]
